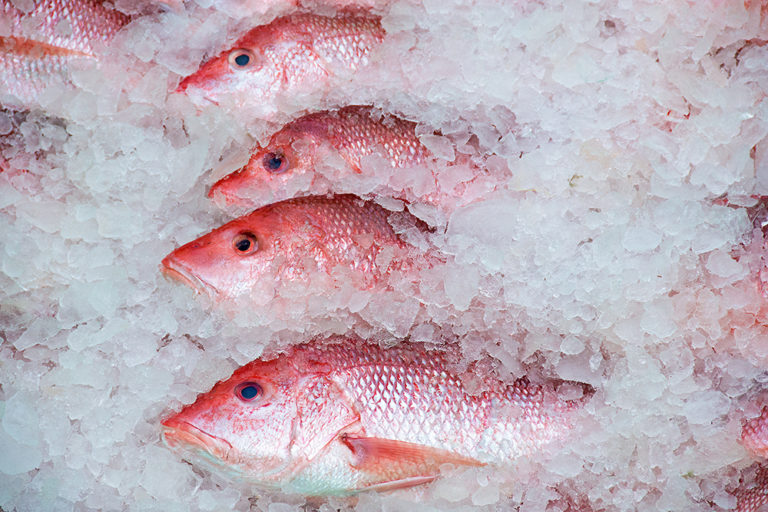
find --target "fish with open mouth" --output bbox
[176,13,385,110]
[160,194,428,300]
[161,338,593,495]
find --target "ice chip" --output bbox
[560,335,585,355]
[443,264,480,311]
[2,394,40,444]
[621,226,662,253]
[705,250,744,279]
[418,134,455,161]
[0,427,42,475]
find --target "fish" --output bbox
[161,338,593,495]
[208,106,436,209]
[160,194,426,300]
[176,13,385,108]
[0,0,130,110]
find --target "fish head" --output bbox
[208,128,321,206]
[176,27,282,106]
[161,356,305,485]
[160,203,331,299]
[160,213,284,299]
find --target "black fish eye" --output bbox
[263,151,287,174]
[232,232,258,255]
[228,49,255,70]
[236,382,262,402]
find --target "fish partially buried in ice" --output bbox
[208,106,438,208]
[742,404,768,458]
[0,0,131,110]
[161,194,427,300]
[176,13,385,109]
[734,464,768,512]
[161,339,593,495]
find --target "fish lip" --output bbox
[174,79,220,107]
[160,257,219,297]
[161,418,234,462]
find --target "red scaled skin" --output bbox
[735,464,768,512]
[743,406,768,459]
[160,194,422,300]
[734,402,768,511]
[208,106,436,208]
[161,339,593,495]
[0,0,130,110]
[176,13,385,108]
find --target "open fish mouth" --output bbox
[160,257,218,297]
[161,418,233,464]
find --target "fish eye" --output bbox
[262,151,288,174]
[232,232,258,255]
[236,382,262,402]
[228,49,255,70]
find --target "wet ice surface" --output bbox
[0,0,767,510]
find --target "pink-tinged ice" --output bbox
[161,338,593,495]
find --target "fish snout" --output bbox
[161,416,234,462]
[160,253,217,296]
[207,173,245,204]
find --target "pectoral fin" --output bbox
[339,434,483,491]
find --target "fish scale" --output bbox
[735,464,768,512]
[743,406,768,458]
[1,0,129,108]
[161,339,592,495]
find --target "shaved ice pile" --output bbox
[1,0,768,510]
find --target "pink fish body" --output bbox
[0,0,129,109]
[208,106,435,208]
[177,13,385,108]
[160,194,423,300]
[161,339,592,495]
[743,406,768,459]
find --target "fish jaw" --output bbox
[208,166,255,206]
[175,55,229,94]
[160,253,219,297]
[161,417,234,462]
[160,416,253,480]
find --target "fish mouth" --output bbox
[174,79,220,107]
[160,257,218,297]
[161,418,234,464]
